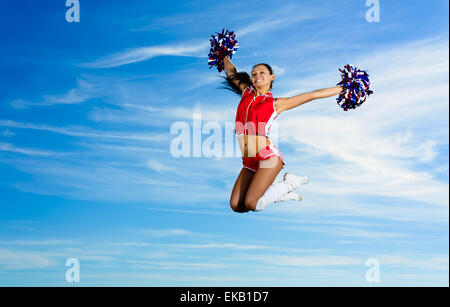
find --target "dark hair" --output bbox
[220,63,274,96]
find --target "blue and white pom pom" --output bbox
[208,29,239,72]
[336,64,373,111]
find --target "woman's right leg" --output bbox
[230,167,255,213]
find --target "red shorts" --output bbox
[242,144,285,172]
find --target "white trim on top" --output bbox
[265,98,279,136]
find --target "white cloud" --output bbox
[0,119,166,142]
[0,142,70,157]
[249,255,363,267]
[83,4,325,69]
[271,65,286,76]
[275,225,409,240]
[377,254,449,270]
[0,240,80,246]
[0,249,57,270]
[10,77,104,109]
[274,36,449,211]
[127,260,232,270]
[88,103,236,127]
[82,42,209,69]
[1,129,14,137]
[145,159,177,173]
[134,241,272,251]
[139,229,197,238]
[163,243,272,250]
[143,206,233,216]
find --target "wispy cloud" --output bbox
[0,119,165,142]
[127,260,232,270]
[377,254,449,270]
[275,225,409,240]
[145,159,177,173]
[274,36,449,212]
[139,229,199,238]
[161,243,272,250]
[10,77,103,109]
[236,12,320,37]
[88,103,236,127]
[0,240,80,246]
[83,4,325,69]
[0,142,71,157]
[81,42,209,69]
[1,130,14,137]
[249,254,363,267]
[143,206,233,216]
[0,249,58,270]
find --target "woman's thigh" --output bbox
[245,156,284,210]
[230,167,255,212]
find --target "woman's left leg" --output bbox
[230,167,255,213]
[244,156,284,211]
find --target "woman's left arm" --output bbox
[275,86,343,114]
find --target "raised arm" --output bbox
[223,56,249,93]
[274,86,343,114]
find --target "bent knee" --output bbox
[230,201,239,212]
[230,199,242,212]
[244,197,258,211]
[230,199,249,213]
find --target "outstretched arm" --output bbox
[274,86,343,114]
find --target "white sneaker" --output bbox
[283,172,309,191]
[274,191,302,203]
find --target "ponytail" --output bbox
[218,63,274,96]
[219,71,252,96]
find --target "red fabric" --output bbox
[235,85,278,136]
[242,145,285,172]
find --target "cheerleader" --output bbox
[223,56,343,213]
[208,29,372,213]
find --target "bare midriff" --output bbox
[236,134,272,158]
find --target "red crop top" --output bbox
[235,85,279,138]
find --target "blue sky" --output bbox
[0,0,448,286]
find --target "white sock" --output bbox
[255,180,293,211]
[274,191,302,203]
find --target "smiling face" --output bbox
[251,64,275,90]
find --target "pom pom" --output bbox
[336,64,373,111]
[208,29,239,72]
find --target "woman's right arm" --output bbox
[224,56,248,93]
[224,56,237,77]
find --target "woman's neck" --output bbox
[254,85,271,96]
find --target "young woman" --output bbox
[223,56,343,213]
